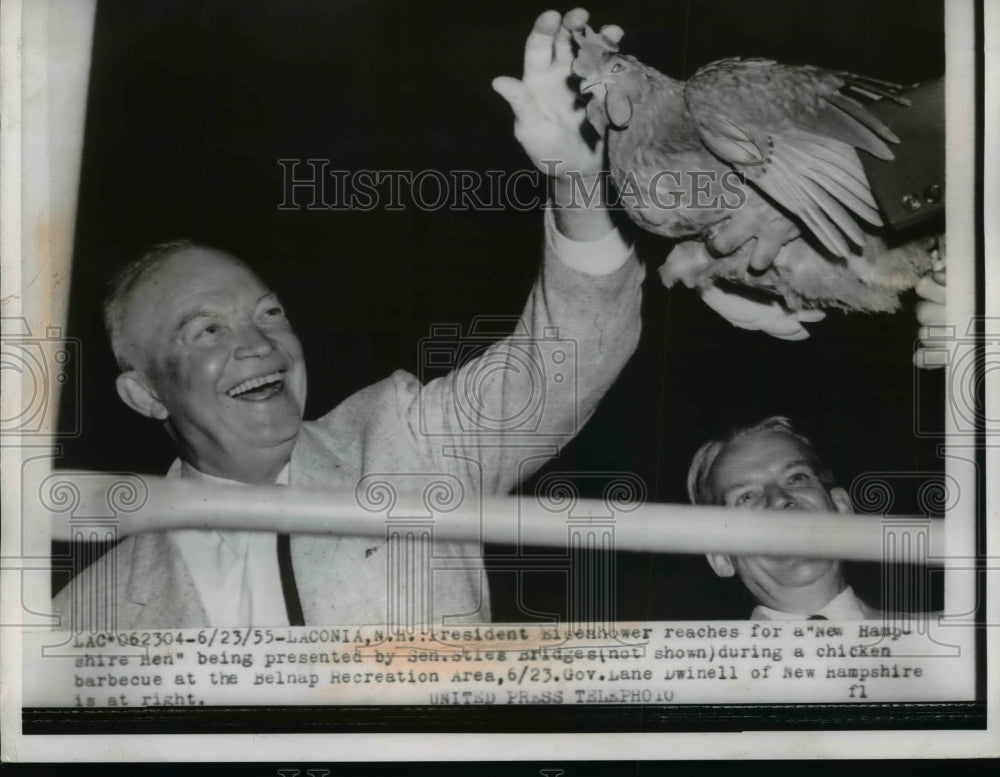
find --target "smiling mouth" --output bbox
[226,371,285,401]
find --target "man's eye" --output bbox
[787,472,812,485]
[260,304,286,321]
[733,491,756,506]
[181,318,225,342]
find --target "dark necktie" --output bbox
[276,533,305,626]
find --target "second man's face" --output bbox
[708,431,841,513]
[705,431,851,609]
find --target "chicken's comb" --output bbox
[571,25,620,79]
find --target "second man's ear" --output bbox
[705,553,736,578]
[829,486,852,514]
[116,371,168,421]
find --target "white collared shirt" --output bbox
[751,585,867,621]
[170,462,291,626]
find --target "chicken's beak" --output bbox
[579,77,603,95]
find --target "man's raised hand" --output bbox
[493,8,622,181]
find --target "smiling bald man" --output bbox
[53,8,644,630]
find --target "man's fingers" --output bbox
[554,9,588,64]
[562,7,590,32]
[705,218,751,256]
[492,76,531,117]
[524,10,562,77]
[915,300,947,327]
[748,232,787,272]
[552,24,573,65]
[915,274,946,305]
[600,24,624,45]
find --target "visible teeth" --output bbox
[227,371,283,397]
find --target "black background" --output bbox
[56,0,947,619]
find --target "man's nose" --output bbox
[233,323,275,358]
[764,483,795,510]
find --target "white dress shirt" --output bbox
[170,462,292,626]
[751,585,868,621]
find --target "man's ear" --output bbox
[830,486,852,514]
[116,371,168,421]
[706,553,736,578]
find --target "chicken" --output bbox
[571,26,934,325]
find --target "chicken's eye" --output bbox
[611,62,626,74]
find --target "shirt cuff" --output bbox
[544,205,633,276]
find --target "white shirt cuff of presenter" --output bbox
[545,204,632,276]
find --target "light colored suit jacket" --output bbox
[54,239,643,629]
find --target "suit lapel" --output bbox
[289,422,355,624]
[123,532,209,629]
[120,458,210,628]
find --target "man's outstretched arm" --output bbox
[413,8,642,492]
[320,9,643,495]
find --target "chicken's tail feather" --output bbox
[744,130,886,258]
[762,153,855,257]
[836,72,914,106]
[826,92,900,145]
